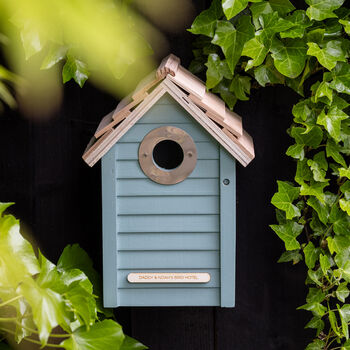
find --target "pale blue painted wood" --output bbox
[118,288,220,306]
[118,214,219,233]
[154,94,176,105]
[118,232,219,250]
[117,196,219,215]
[119,124,209,143]
[118,251,219,269]
[116,160,219,179]
[117,269,220,288]
[117,178,218,196]
[101,92,239,307]
[220,147,236,307]
[101,148,119,307]
[115,142,219,160]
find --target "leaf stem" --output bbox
[0,326,66,348]
[0,296,22,308]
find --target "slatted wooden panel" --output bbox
[103,93,223,307]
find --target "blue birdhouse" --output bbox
[83,54,255,307]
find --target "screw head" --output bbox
[143,153,148,158]
[187,151,193,158]
[223,178,230,185]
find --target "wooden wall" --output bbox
[0,0,313,348]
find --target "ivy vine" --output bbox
[190,0,350,349]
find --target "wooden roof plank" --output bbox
[156,54,180,78]
[94,110,115,138]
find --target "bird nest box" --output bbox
[83,54,254,307]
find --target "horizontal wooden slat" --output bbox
[117,178,219,196]
[117,287,220,306]
[117,196,219,215]
[117,250,220,269]
[117,269,220,288]
[115,141,219,160]
[116,160,219,179]
[118,232,219,250]
[118,214,219,232]
[118,123,210,143]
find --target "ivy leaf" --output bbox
[269,0,295,15]
[278,250,303,264]
[17,277,68,345]
[329,62,350,95]
[300,181,328,203]
[212,16,254,73]
[292,99,312,122]
[326,138,347,167]
[307,288,326,304]
[307,152,329,183]
[314,81,333,103]
[327,236,350,254]
[270,221,303,250]
[308,268,323,286]
[298,301,327,317]
[212,80,237,109]
[329,205,350,235]
[305,339,325,350]
[205,54,231,89]
[339,19,350,35]
[329,310,341,336]
[60,320,125,350]
[286,144,305,160]
[336,283,350,302]
[307,197,329,224]
[291,126,323,148]
[305,317,325,336]
[254,55,285,87]
[120,335,148,350]
[270,38,307,78]
[295,159,313,184]
[340,167,350,179]
[188,0,223,37]
[20,25,43,60]
[304,242,320,269]
[305,0,345,21]
[250,2,273,29]
[307,41,346,71]
[62,56,90,88]
[41,44,68,70]
[242,37,269,69]
[280,10,312,38]
[319,254,331,275]
[339,305,350,323]
[222,0,255,20]
[340,198,350,216]
[271,181,301,219]
[317,107,348,142]
[230,74,251,100]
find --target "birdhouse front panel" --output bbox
[101,93,237,307]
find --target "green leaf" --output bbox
[250,2,273,29]
[308,197,329,225]
[307,41,346,71]
[305,317,325,336]
[212,80,237,109]
[254,55,285,87]
[304,242,320,269]
[278,249,303,264]
[329,62,350,95]
[314,81,333,103]
[319,254,331,275]
[270,38,307,78]
[269,0,295,15]
[329,309,341,336]
[340,198,350,216]
[340,19,350,35]
[271,181,301,219]
[298,301,327,317]
[242,37,269,68]
[280,11,312,39]
[41,44,68,70]
[306,288,326,304]
[120,336,148,350]
[326,138,347,167]
[188,0,223,37]
[0,202,14,216]
[222,0,255,20]
[230,74,251,100]
[336,283,350,302]
[339,305,350,323]
[340,167,350,179]
[308,268,323,286]
[307,152,329,183]
[327,236,350,254]
[305,339,325,350]
[317,107,348,142]
[330,205,350,235]
[291,126,323,148]
[286,144,305,160]
[270,221,303,250]
[300,181,328,204]
[62,56,89,88]
[295,159,313,184]
[20,26,44,60]
[205,54,230,89]
[305,0,344,21]
[212,16,254,73]
[61,320,124,350]
[17,277,68,345]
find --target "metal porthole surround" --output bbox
[138,126,197,185]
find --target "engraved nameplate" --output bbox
[127,272,211,283]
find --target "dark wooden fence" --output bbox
[0,1,312,348]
